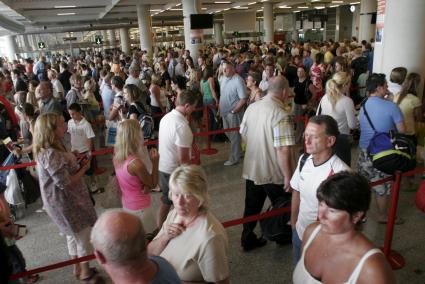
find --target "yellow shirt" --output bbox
[393,93,422,135]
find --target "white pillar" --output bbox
[335,7,340,42]
[373,0,425,95]
[182,0,202,62]
[359,0,377,42]
[351,5,360,40]
[214,22,224,46]
[23,35,31,51]
[108,30,115,48]
[263,2,274,43]
[137,4,154,58]
[292,14,298,41]
[101,30,107,44]
[3,35,18,61]
[120,27,131,54]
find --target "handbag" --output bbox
[259,196,292,244]
[100,175,122,209]
[5,169,24,205]
[363,101,416,174]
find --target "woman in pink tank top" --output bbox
[113,120,159,233]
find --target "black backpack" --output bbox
[133,103,154,140]
[259,196,292,244]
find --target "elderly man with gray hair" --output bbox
[91,210,180,284]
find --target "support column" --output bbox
[23,35,31,51]
[334,6,340,42]
[358,0,377,42]
[120,27,131,54]
[182,0,202,62]
[292,15,298,41]
[263,2,274,43]
[351,4,360,40]
[137,4,154,58]
[213,22,224,46]
[101,30,108,45]
[108,30,115,48]
[3,35,18,61]
[373,0,425,96]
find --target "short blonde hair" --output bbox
[113,119,143,166]
[169,165,210,213]
[33,112,64,158]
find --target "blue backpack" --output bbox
[363,101,416,175]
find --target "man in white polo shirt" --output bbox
[157,90,199,228]
[290,115,350,264]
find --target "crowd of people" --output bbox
[0,36,416,283]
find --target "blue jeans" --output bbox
[292,229,302,265]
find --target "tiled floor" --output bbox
[11,140,425,283]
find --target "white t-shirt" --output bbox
[67,118,95,153]
[52,79,64,100]
[158,109,193,174]
[290,154,350,240]
[317,94,357,135]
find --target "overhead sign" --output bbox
[94,35,103,45]
[63,37,77,41]
[38,42,46,49]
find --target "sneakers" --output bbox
[224,160,238,166]
[242,237,267,252]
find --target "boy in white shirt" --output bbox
[67,103,100,193]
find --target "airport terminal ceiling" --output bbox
[0,0,359,36]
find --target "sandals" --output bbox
[80,268,105,284]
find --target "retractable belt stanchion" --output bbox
[381,171,405,269]
[7,129,422,280]
[200,106,218,155]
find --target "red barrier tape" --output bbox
[10,206,291,280]
[10,255,96,280]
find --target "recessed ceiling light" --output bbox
[235,7,249,9]
[312,0,320,2]
[223,8,230,11]
[201,7,207,10]
[315,6,325,9]
[214,1,231,3]
[170,8,182,10]
[150,9,161,12]
[297,6,309,8]
[257,9,263,11]
[329,4,339,7]
[278,6,292,8]
[350,1,360,4]
[57,12,76,15]
[54,5,76,8]
[248,2,257,5]
[332,0,344,3]
[293,10,300,13]
[175,3,181,6]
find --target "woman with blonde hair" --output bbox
[148,164,229,284]
[149,74,166,130]
[113,119,159,233]
[394,73,422,139]
[83,78,100,120]
[33,113,102,283]
[317,72,356,165]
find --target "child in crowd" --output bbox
[67,103,100,194]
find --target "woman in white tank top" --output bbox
[293,172,395,284]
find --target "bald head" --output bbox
[267,75,290,99]
[91,211,147,265]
